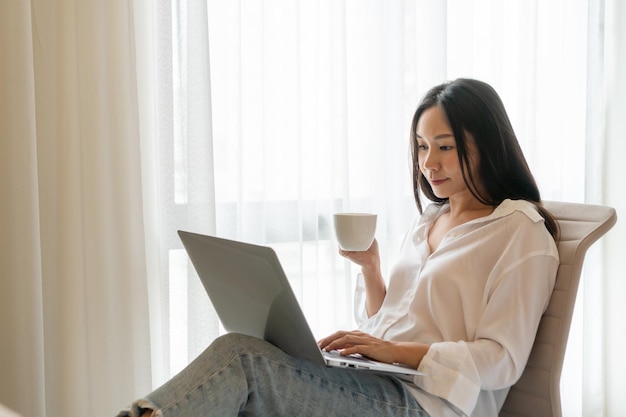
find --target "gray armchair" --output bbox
[500,201,617,417]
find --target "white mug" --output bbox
[333,213,377,251]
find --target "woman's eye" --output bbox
[440,146,454,151]
[417,144,428,150]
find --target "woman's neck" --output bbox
[446,194,495,222]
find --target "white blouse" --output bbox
[355,199,559,417]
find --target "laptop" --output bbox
[178,230,425,376]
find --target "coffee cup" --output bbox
[333,213,377,251]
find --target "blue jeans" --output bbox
[117,333,429,417]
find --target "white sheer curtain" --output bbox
[601,1,626,416]
[133,0,219,386]
[0,1,151,416]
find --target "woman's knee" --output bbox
[210,333,265,354]
[199,333,279,367]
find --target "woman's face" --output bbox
[415,106,478,201]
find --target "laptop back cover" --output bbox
[178,230,326,366]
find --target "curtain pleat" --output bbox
[0,2,45,416]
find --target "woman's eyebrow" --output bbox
[415,133,455,140]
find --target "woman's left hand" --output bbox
[318,330,424,368]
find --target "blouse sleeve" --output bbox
[414,252,558,415]
[353,272,369,326]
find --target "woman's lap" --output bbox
[117,333,428,417]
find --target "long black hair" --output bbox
[410,78,559,239]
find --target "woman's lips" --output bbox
[429,178,448,186]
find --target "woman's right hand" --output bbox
[338,238,381,272]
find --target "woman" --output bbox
[119,78,559,417]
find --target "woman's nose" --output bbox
[422,151,438,170]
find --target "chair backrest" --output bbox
[499,201,617,417]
